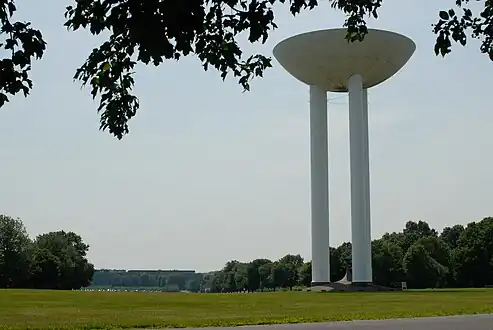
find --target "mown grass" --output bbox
[0,288,492,329]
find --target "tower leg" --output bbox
[309,85,330,286]
[348,75,372,284]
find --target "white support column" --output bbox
[348,75,372,284]
[362,88,372,282]
[309,85,330,285]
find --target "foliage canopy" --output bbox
[0,214,94,290]
[1,0,492,138]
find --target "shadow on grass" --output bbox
[409,289,491,294]
[312,288,491,294]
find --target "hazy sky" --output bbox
[0,0,491,272]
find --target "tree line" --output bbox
[202,217,493,292]
[2,213,492,291]
[91,269,203,292]
[0,215,94,289]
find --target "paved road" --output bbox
[170,314,493,330]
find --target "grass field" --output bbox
[1,289,493,329]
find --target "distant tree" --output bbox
[277,254,303,290]
[33,231,94,290]
[258,263,274,291]
[440,225,465,250]
[29,247,61,289]
[278,254,304,269]
[216,260,239,292]
[336,242,352,271]
[223,271,237,292]
[380,232,406,251]
[246,259,271,292]
[402,220,438,252]
[272,262,289,289]
[234,263,249,290]
[329,246,345,282]
[403,243,447,289]
[371,239,404,287]
[0,215,32,288]
[210,272,225,293]
[453,218,493,287]
[416,236,451,271]
[284,264,299,290]
[299,261,312,287]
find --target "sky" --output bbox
[0,0,491,273]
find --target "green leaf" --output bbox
[439,11,449,20]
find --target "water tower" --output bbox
[273,28,415,288]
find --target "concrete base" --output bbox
[310,282,399,292]
[309,268,399,292]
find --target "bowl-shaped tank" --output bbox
[273,28,416,92]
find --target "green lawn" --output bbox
[0,289,492,329]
